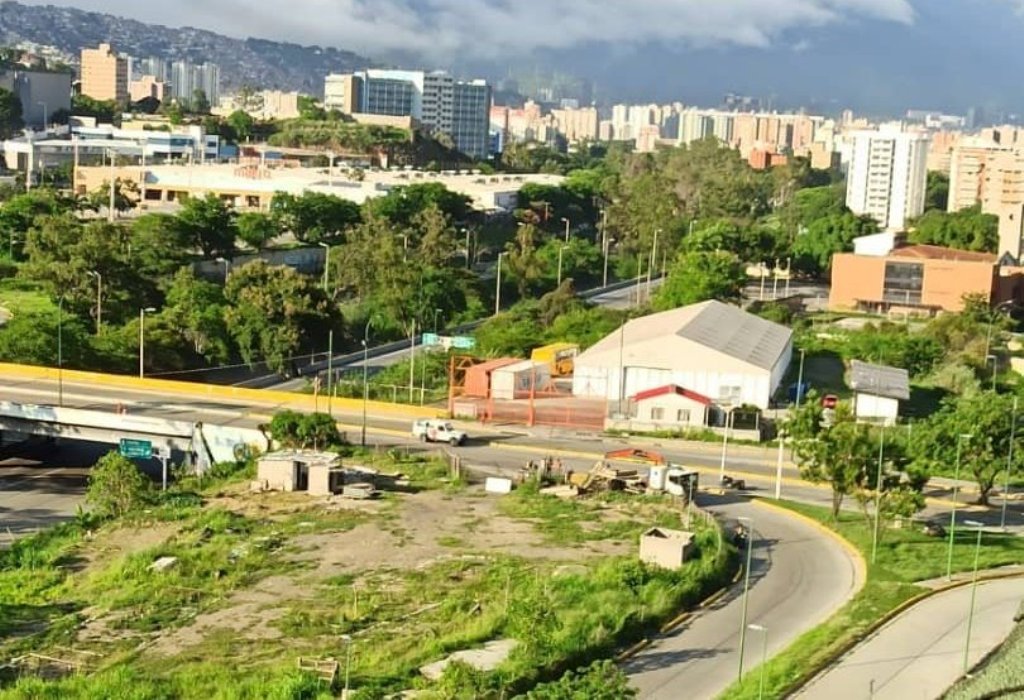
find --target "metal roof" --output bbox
[849,360,911,401]
[674,301,793,371]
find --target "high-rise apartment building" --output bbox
[322,70,492,159]
[80,43,128,105]
[845,128,930,231]
[133,57,219,107]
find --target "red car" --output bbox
[821,394,839,409]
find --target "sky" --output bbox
[15,0,1024,114]
[18,0,923,58]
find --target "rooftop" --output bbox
[849,360,911,401]
[890,245,997,264]
[579,300,793,372]
[632,385,713,405]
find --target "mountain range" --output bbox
[3,1,1024,118]
[0,0,370,94]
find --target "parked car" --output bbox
[411,420,467,446]
[821,394,839,409]
[922,520,947,538]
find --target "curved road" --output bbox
[797,577,1023,700]
[624,497,864,700]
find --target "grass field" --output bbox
[0,279,54,317]
[720,500,1024,699]
[0,451,736,699]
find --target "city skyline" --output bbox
[12,0,1024,116]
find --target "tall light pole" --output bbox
[494,251,506,316]
[719,406,734,483]
[107,148,116,223]
[647,228,660,295]
[795,349,806,407]
[433,307,442,333]
[747,623,768,700]
[138,306,156,378]
[1001,397,1018,531]
[57,295,64,407]
[360,319,372,447]
[737,515,755,681]
[464,227,472,269]
[319,242,330,292]
[602,223,610,288]
[215,256,230,283]
[557,244,567,287]
[962,520,984,674]
[947,433,973,581]
[326,329,334,416]
[86,270,102,333]
[561,216,570,242]
[774,431,785,500]
[871,425,886,565]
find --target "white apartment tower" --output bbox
[845,129,930,231]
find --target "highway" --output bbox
[797,577,1023,700]
[625,498,863,700]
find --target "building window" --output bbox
[676,409,691,424]
[650,407,665,421]
[882,261,924,305]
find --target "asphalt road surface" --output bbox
[797,577,1023,700]
[624,496,864,700]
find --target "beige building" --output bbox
[551,106,599,143]
[129,75,167,103]
[80,43,128,105]
[323,73,361,114]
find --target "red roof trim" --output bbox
[632,385,713,405]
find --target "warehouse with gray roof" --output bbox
[571,300,793,410]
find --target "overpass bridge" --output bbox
[0,401,268,473]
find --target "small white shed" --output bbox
[490,360,551,400]
[849,360,910,426]
[639,527,695,570]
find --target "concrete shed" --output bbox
[256,450,340,493]
[639,527,695,570]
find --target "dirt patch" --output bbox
[75,521,181,575]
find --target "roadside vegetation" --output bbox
[720,500,1024,699]
[945,605,1024,699]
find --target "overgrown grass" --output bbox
[0,278,55,317]
[945,604,1024,699]
[720,500,1024,699]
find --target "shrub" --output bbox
[86,451,152,519]
[268,410,346,450]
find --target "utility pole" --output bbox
[1001,396,1018,530]
[107,149,116,223]
[87,270,103,333]
[494,252,505,315]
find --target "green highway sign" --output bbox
[452,336,476,350]
[422,332,441,347]
[119,438,153,459]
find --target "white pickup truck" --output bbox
[411,420,467,446]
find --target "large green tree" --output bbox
[792,212,877,275]
[236,211,280,250]
[177,194,236,258]
[223,260,338,373]
[909,391,1023,505]
[655,250,746,310]
[908,205,998,252]
[270,191,361,244]
[0,86,23,139]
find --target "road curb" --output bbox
[753,499,868,590]
[792,569,1024,696]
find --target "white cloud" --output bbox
[20,0,916,59]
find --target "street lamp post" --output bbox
[138,307,156,378]
[795,349,806,407]
[1001,397,1018,530]
[561,217,570,242]
[215,256,230,283]
[326,329,334,416]
[871,425,886,565]
[737,516,755,680]
[87,270,102,333]
[962,520,985,674]
[747,624,768,700]
[433,308,442,334]
[647,228,660,296]
[464,228,472,269]
[494,252,506,316]
[774,431,785,500]
[719,406,734,483]
[947,433,973,581]
[557,244,567,287]
[319,242,331,292]
[107,149,116,223]
[360,319,372,447]
[987,354,998,391]
[57,296,64,407]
